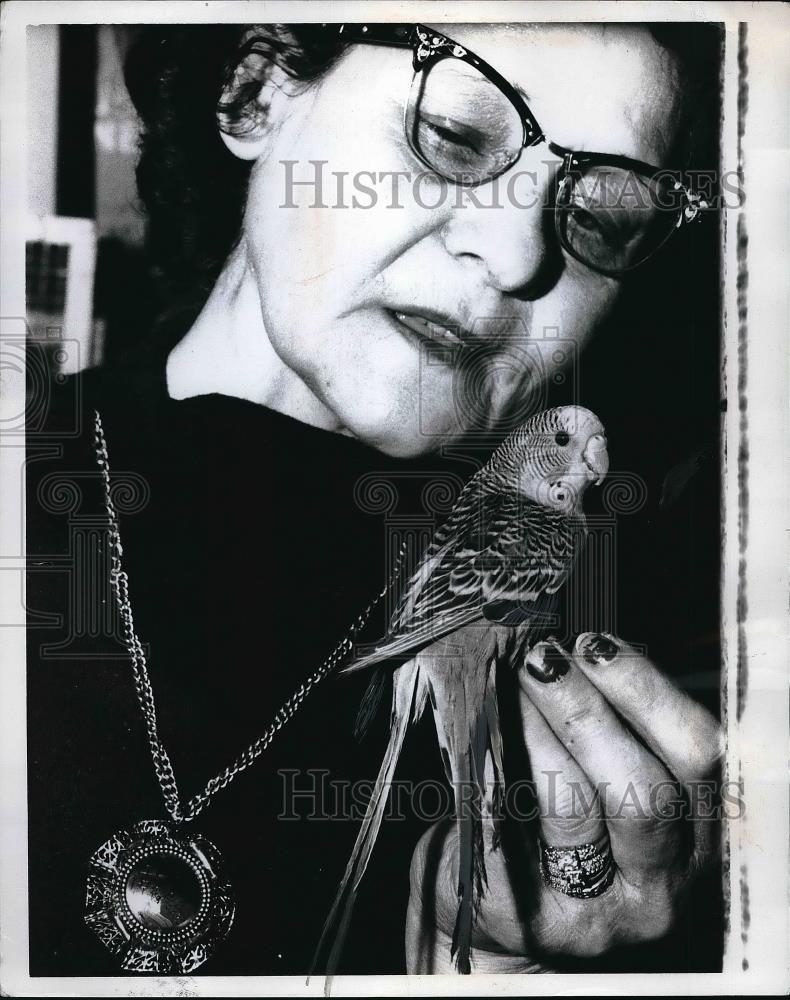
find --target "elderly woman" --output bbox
[26,21,723,977]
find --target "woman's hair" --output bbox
[124,22,721,305]
[124,25,348,304]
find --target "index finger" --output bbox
[572,633,724,784]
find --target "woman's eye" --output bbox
[568,205,635,253]
[555,431,570,446]
[570,208,601,232]
[418,114,481,154]
[569,204,619,240]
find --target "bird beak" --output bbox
[582,433,609,486]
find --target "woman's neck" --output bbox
[165,240,349,435]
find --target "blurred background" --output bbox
[27,25,159,376]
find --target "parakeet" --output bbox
[314,405,608,978]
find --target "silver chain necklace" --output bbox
[84,408,407,973]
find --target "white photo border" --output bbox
[1,1,788,996]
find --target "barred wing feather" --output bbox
[342,492,582,674]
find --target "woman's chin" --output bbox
[341,415,435,458]
[290,346,468,457]
[345,411,466,458]
[321,397,447,458]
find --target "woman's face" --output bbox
[239,24,683,457]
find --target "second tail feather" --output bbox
[311,649,505,982]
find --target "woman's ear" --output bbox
[217,32,297,162]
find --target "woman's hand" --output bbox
[406,633,724,973]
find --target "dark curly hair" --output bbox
[124,23,721,309]
[124,25,350,307]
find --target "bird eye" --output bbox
[555,431,570,446]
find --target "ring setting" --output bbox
[539,841,615,899]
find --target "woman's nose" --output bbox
[439,161,560,298]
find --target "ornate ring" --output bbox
[539,840,616,899]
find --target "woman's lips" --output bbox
[391,310,466,347]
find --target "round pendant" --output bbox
[84,819,235,973]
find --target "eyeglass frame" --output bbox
[330,22,709,276]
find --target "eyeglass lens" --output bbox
[556,168,681,272]
[406,54,683,273]
[406,56,523,185]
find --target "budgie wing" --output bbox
[343,492,582,673]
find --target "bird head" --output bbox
[497,406,608,514]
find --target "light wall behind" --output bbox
[27,25,59,217]
[95,26,144,245]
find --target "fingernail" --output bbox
[575,632,620,665]
[524,642,570,683]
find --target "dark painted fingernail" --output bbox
[524,642,570,683]
[575,632,619,665]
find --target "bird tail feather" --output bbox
[352,667,388,741]
[424,657,494,974]
[484,661,505,851]
[311,659,421,990]
[450,701,489,973]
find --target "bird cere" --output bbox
[314,405,609,977]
